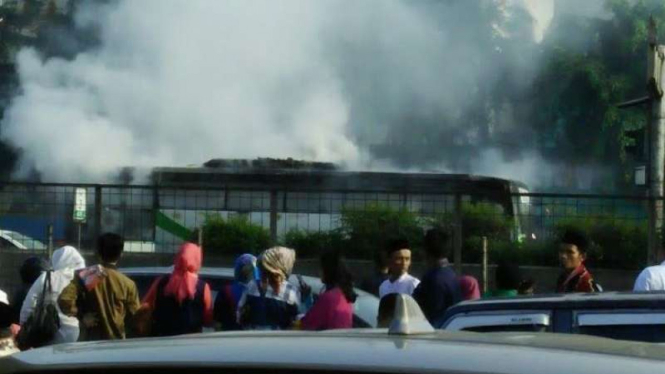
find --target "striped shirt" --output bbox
[237,280,301,330]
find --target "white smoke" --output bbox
[0,0,605,186]
[3,1,368,181]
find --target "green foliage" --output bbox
[531,0,665,190]
[553,217,647,270]
[201,214,272,257]
[339,204,425,259]
[463,216,648,270]
[432,202,516,263]
[283,229,345,259]
[281,204,426,260]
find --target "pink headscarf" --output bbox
[459,275,481,301]
[164,243,202,303]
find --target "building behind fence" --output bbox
[0,180,656,297]
[0,182,655,258]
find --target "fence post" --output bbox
[270,190,278,243]
[152,186,160,244]
[94,185,103,243]
[454,193,463,274]
[47,224,53,260]
[482,236,488,294]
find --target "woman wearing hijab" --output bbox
[300,249,356,330]
[12,257,48,324]
[459,275,481,301]
[237,246,301,330]
[20,246,86,344]
[214,254,258,331]
[142,243,213,337]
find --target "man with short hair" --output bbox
[379,238,420,298]
[634,259,665,291]
[58,233,140,341]
[412,229,461,324]
[556,229,596,293]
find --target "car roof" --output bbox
[4,330,665,373]
[121,266,235,278]
[441,292,665,319]
[119,266,377,299]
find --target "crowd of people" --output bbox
[1,226,664,356]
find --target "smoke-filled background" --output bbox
[0,0,662,192]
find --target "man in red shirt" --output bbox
[556,229,596,293]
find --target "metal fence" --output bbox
[0,183,660,265]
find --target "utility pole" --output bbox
[648,17,665,265]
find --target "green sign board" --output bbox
[73,188,87,223]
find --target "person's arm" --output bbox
[411,277,428,307]
[141,277,162,310]
[126,282,141,317]
[202,283,214,326]
[58,279,80,318]
[236,284,250,326]
[19,273,45,324]
[633,270,650,291]
[576,274,595,293]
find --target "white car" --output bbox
[0,230,46,251]
[2,328,665,373]
[121,266,380,328]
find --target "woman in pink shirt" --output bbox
[301,250,356,330]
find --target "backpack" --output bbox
[16,271,61,350]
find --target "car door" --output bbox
[573,309,665,343]
[443,310,553,333]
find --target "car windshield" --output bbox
[2,231,46,250]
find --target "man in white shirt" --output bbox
[634,261,665,291]
[379,239,420,298]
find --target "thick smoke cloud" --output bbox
[0,0,606,187]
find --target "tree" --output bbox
[527,0,665,191]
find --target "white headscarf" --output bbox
[51,246,86,279]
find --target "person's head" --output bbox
[495,261,522,291]
[377,293,399,328]
[173,242,202,274]
[259,246,296,292]
[320,249,357,303]
[19,256,48,285]
[559,229,589,271]
[518,279,535,296]
[459,275,481,300]
[424,228,450,262]
[97,233,124,264]
[234,254,259,284]
[385,238,412,278]
[51,246,86,272]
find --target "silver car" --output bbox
[2,329,665,374]
[121,266,380,328]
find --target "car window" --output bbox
[464,324,548,333]
[444,312,551,333]
[575,311,665,343]
[128,274,231,298]
[0,236,17,250]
